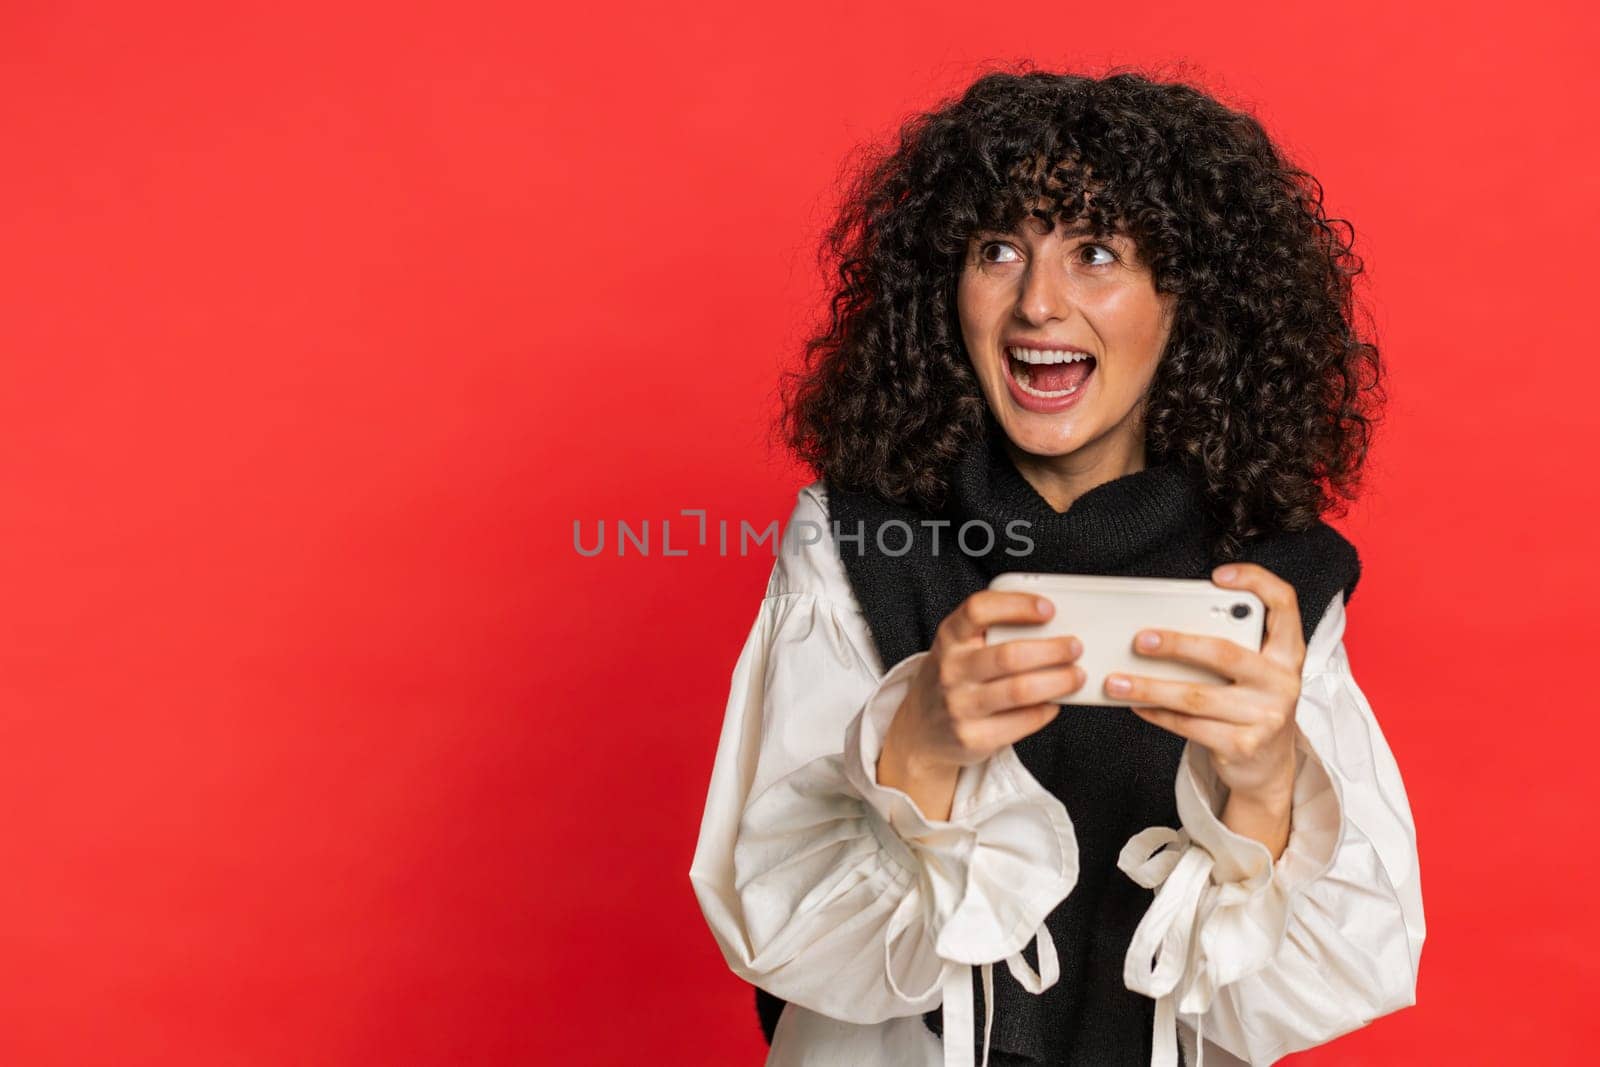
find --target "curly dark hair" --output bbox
[777,63,1386,559]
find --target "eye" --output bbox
[1078,242,1118,266]
[977,240,1020,264]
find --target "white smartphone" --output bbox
[984,572,1266,707]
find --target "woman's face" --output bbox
[956,210,1177,469]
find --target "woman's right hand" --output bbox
[877,590,1084,817]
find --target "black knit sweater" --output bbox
[755,410,1360,1064]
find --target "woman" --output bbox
[689,68,1424,1067]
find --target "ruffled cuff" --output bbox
[1177,721,1344,1000]
[840,651,1079,966]
[1118,686,1347,1065]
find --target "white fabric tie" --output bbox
[1119,825,1214,1067]
[941,920,1059,1067]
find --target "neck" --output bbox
[1001,431,1148,514]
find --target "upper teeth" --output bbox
[1007,347,1092,365]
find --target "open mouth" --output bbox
[1005,346,1096,398]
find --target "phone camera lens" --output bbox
[1230,603,1252,619]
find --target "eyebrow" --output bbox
[982,220,1127,240]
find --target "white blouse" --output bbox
[689,482,1425,1067]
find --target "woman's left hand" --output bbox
[1103,562,1303,807]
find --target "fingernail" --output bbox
[1136,631,1160,650]
[1106,675,1131,695]
[1215,565,1238,582]
[1036,597,1053,616]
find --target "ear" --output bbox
[1159,289,1179,329]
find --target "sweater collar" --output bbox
[943,409,1211,578]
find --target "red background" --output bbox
[1,2,1595,1064]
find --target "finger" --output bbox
[970,701,1063,750]
[1129,628,1272,686]
[1128,704,1236,750]
[954,664,1084,717]
[941,589,1055,644]
[1100,672,1252,723]
[957,634,1082,685]
[1212,562,1303,671]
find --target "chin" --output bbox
[991,403,1085,457]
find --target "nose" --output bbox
[1014,257,1071,326]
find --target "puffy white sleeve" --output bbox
[688,483,1078,1046]
[1117,591,1426,1067]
